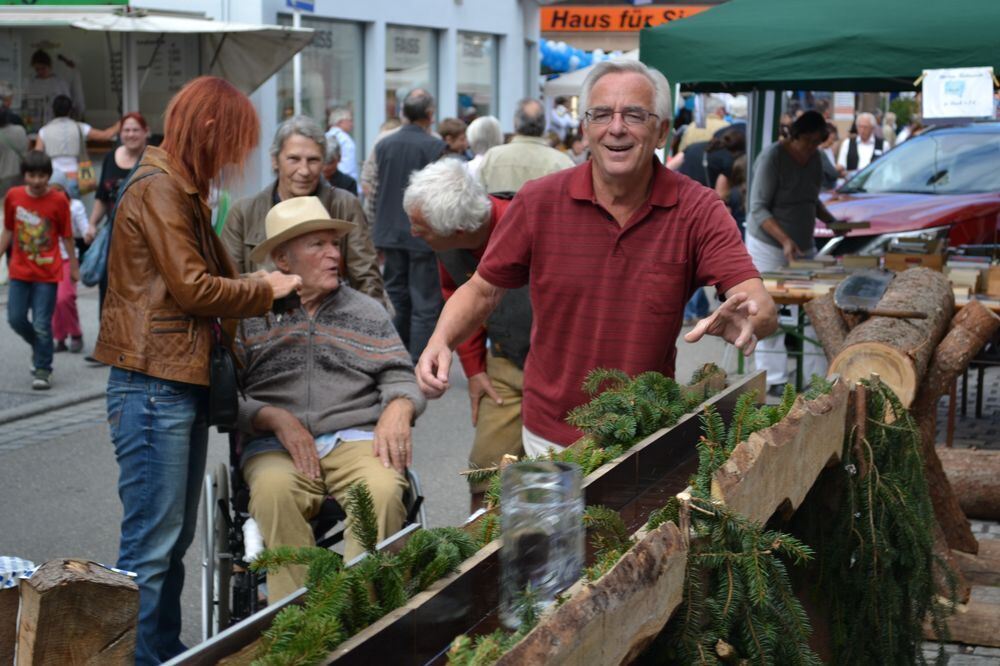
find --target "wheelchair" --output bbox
[200,432,427,640]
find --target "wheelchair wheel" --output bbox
[200,462,233,640]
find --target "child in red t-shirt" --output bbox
[0,151,77,390]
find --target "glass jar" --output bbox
[499,460,583,629]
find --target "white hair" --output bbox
[467,116,503,156]
[579,60,672,123]
[328,107,352,127]
[856,112,877,127]
[403,159,491,236]
[705,96,726,115]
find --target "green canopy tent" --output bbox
[639,0,1000,92]
[639,0,1000,160]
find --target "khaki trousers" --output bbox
[468,354,525,492]
[243,439,407,603]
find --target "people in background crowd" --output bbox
[438,117,470,160]
[837,112,884,176]
[549,95,578,143]
[93,77,302,666]
[0,107,28,199]
[747,111,839,397]
[322,138,358,197]
[47,171,87,355]
[478,98,574,195]
[35,95,119,198]
[678,96,729,151]
[465,115,503,178]
[1,150,77,391]
[325,107,358,181]
[24,50,72,126]
[373,89,447,362]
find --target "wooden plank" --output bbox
[0,587,18,665]
[172,372,765,665]
[924,586,1000,648]
[712,379,849,525]
[495,521,688,666]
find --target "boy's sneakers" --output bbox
[54,340,69,353]
[32,368,52,391]
[69,336,84,353]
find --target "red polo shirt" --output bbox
[477,160,759,445]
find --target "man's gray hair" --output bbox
[467,115,503,155]
[270,115,327,160]
[325,139,341,163]
[403,89,435,122]
[856,112,877,127]
[328,107,352,127]
[514,98,546,137]
[705,96,725,115]
[579,60,672,122]
[403,159,491,236]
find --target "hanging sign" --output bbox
[541,5,711,32]
[922,67,995,119]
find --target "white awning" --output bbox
[543,50,639,99]
[0,7,313,95]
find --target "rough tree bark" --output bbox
[911,299,1000,554]
[938,449,1000,520]
[803,293,849,361]
[829,268,954,407]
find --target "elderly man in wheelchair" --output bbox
[233,196,426,604]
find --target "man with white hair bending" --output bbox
[416,60,778,454]
[403,159,528,509]
[837,112,885,175]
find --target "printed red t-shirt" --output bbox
[477,160,760,445]
[3,186,70,283]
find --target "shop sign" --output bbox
[541,5,711,32]
[922,67,996,119]
[285,0,315,11]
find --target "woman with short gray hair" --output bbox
[269,114,327,161]
[465,116,503,178]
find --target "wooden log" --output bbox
[16,559,138,665]
[938,449,1000,520]
[711,379,849,525]
[931,520,971,605]
[951,540,1000,588]
[924,586,1000,648]
[803,293,849,361]
[495,520,689,666]
[911,299,1000,554]
[828,268,953,407]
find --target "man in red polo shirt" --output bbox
[417,60,778,452]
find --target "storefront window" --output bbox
[385,26,437,121]
[456,32,497,122]
[277,16,364,137]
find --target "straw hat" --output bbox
[250,196,355,264]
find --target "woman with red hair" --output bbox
[92,77,301,665]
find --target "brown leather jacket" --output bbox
[93,146,273,385]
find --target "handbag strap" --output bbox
[75,122,89,163]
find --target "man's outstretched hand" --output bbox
[683,291,760,355]
[417,340,452,398]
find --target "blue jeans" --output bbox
[107,368,208,665]
[683,287,710,321]
[6,279,57,372]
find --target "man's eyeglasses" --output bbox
[584,107,660,125]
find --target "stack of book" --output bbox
[945,255,990,297]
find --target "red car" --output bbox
[815,122,1000,256]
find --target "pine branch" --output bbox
[346,481,380,555]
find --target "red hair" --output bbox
[120,111,148,131]
[159,76,259,199]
